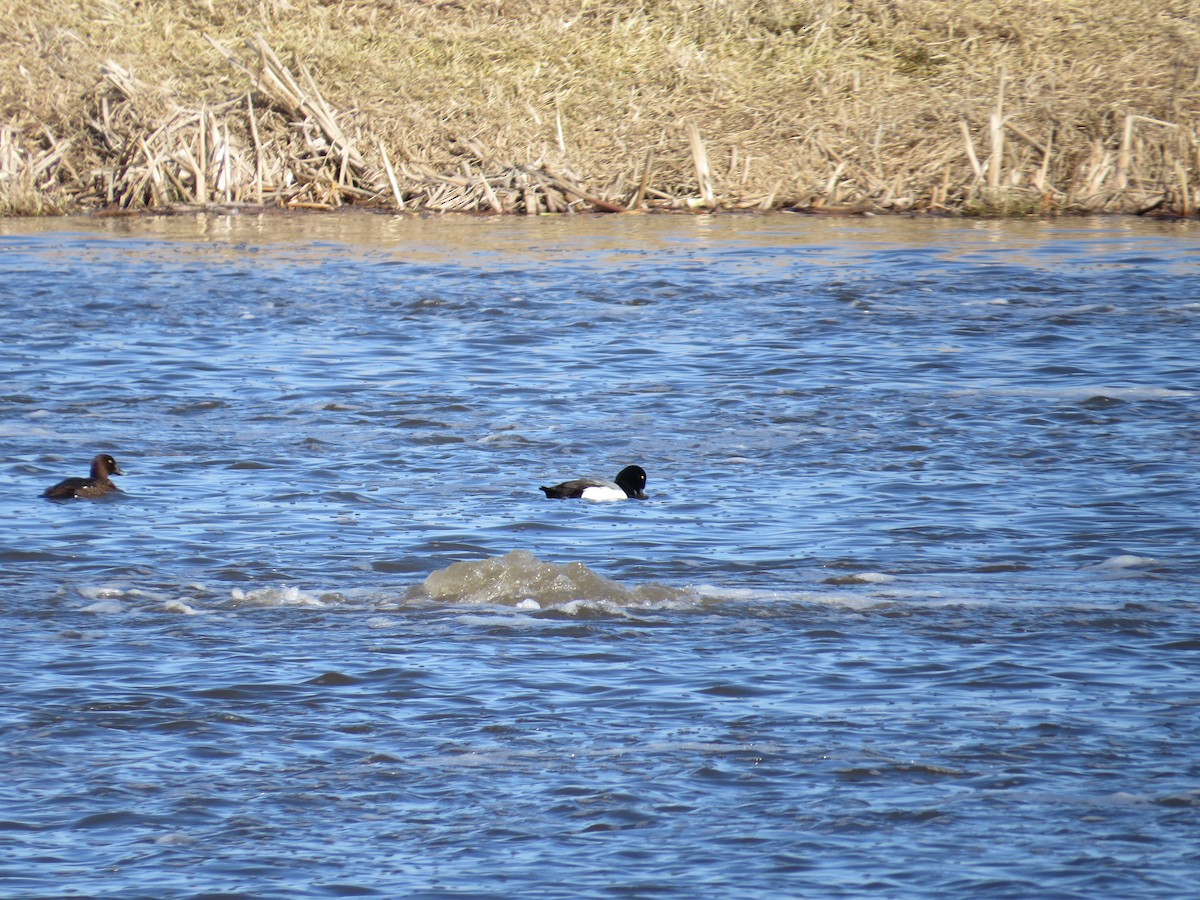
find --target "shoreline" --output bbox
[40,201,1199,224]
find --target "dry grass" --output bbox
[1,0,1197,215]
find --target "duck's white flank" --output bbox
[579,484,629,502]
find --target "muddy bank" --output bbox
[2,1,1197,216]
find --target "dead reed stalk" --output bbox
[687,122,716,208]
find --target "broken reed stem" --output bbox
[1117,114,1135,191]
[222,121,232,202]
[1118,113,1180,196]
[1005,120,1047,156]
[246,92,263,205]
[298,60,365,174]
[475,163,503,213]
[823,161,846,201]
[1177,160,1191,216]
[631,147,654,209]
[960,119,983,182]
[378,141,405,210]
[988,66,1006,193]
[540,166,626,212]
[196,105,207,202]
[687,121,715,207]
[207,33,367,182]
[1036,125,1054,193]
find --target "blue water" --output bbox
[1,212,1198,898]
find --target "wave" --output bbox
[420,549,686,610]
[64,550,1179,618]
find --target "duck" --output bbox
[42,453,126,500]
[540,464,647,501]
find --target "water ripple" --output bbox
[1,214,1198,898]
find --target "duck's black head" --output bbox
[615,465,648,499]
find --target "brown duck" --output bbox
[42,453,126,500]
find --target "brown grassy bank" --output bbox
[1,0,1197,216]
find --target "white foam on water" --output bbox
[62,553,1160,620]
[858,572,898,583]
[79,600,125,614]
[163,598,204,615]
[1093,554,1158,569]
[228,585,334,608]
[78,585,128,601]
[970,385,1191,402]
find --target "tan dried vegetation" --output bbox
[1,0,1197,216]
